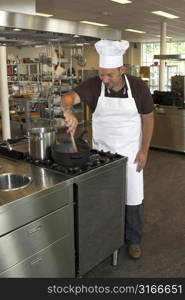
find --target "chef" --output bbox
[61,39,154,259]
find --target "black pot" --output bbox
[51,131,91,168]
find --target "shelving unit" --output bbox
[9,97,53,131]
[7,57,79,95]
[7,49,84,132]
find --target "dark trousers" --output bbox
[124,201,144,246]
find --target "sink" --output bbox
[0,173,32,191]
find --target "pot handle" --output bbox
[70,154,84,159]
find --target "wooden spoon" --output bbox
[70,133,78,152]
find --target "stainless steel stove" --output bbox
[24,148,128,276]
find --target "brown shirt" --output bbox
[74,74,154,114]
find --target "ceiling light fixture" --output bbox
[156,35,172,39]
[50,38,60,41]
[35,45,44,48]
[125,29,146,33]
[36,13,53,17]
[152,11,179,19]
[13,28,21,31]
[80,21,108,27]
[73,35,80,38]
[110,0,132,4]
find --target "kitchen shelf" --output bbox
[9,97,53,130]
[7,47,85,132]
[8,61,78,96]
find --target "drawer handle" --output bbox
[30,257,42,265]
[27,225,42,235]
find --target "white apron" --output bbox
[92,75,143,205]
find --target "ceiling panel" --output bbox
[36,0,185,42]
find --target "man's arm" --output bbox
[141,111,154,153]
[61,91,81,135]
[134,111,154,172]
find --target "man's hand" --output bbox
[61,91,81,136]
[63,109,78,136]
[134,150,148,172]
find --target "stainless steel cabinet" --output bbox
[0,203,75,277]
[151,105,185,152]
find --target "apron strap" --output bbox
[124,75,133,99]
[100,82,105,98]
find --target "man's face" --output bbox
[98,67,124,90]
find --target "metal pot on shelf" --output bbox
[28,127,56,161]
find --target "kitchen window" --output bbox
[141,41,185,92]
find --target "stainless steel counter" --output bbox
[151,105,185,152]
[0,156,70,205]
[0,155,75,278]
[0,155,73,237]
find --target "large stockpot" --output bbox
[28,127,56,161]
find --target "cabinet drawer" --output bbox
[0,235,75,278]
[0,204,74,272]
[0,182,73,236]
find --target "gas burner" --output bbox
[46,162,83,175]
[90,149,99,155]
[24,149,124,176]
[25,156,53,165]
[99,156,111,164]
[99,150,122,160]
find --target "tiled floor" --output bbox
[84,148,185,278]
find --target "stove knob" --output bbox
[94,160,102,166]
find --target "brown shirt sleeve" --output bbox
[74,77,101,113]
[127,74,154,114]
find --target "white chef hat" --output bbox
[95,39,129,68]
